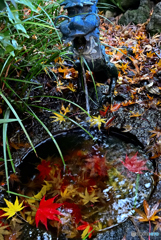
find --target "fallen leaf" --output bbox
[0,197,24,219]
[120,152,148,174]
[88,115,106,131]
[77,220,94,239]
[130,111,142,117]
[50,111,66,124]
[79,188,99,205]
[110,103,121,112]
[85,155,108,177]
[135,200,161,222]
[37,160,52,180]
[35,195,63,230]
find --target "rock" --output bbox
[105,10,115,19]
[98,0,140,11]
[146,2,161,35]
[118,0,152,25]
[120,0,140,10]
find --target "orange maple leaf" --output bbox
[135,200,161,222]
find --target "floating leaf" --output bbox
[79,188,99,205]
[37,160,52,180]
[120,152,148,174]
[0,197,24,219]
[35,195,63,230]
[77,220,94,239]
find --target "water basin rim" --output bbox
[21,126,144,162]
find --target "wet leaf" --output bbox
[85,155,108,177]
[35,195,63,230]
[99,106,109,117]
[110,103,121,112]
[120,152,148,174]
[61,103,71,115]
[63,202,82,224]
[9,173,20,186]
[0,223,10,238]
[77,220,94,239]
[135,200,161,222]
[60,185,78,200]
[154,219,161,231]
[79,188,99,205]
[0,197,24,219]
[130,111,142,117]
[50,111,66,124]
[67,82,76,92]
[88,115,106,131]
[37,160,52,180]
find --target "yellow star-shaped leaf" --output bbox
[79,188,99,205]
[88,115,106,131]
[50,111,66,124]
[0,197,24,219]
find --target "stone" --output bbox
[146,2,161,35]
[98,0,140,11]
[118,0,152,25]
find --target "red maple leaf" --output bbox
[99,106,109,117]
[120,152,148,174]
[35,195,63,230]
[37,160,52,180]
[63,202,82,224]
[85,155,108,177]
[77,220,94,238]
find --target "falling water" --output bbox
[81,56,90,114]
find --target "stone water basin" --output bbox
[14,127,154,239]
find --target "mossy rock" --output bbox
[118,0,152,25]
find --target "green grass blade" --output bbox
[5,77,41,85]
[0,91,37,155]
[34,3,62,45]
[3,109,10,194]
[27,110,66,169]
[6,135,16,173]
[29,105,93,139]
[0,119,18,123]
[27,95,91,118]
[7,191,39,200]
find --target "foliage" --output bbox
[120,152,148,174]
[35,195,62,230]
[79,188,99,205]
[0,197,24,218]
[88,115,106,131]
[135,200,161,222]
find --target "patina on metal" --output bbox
[55,0,118,103]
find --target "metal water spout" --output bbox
[55,0,118,108]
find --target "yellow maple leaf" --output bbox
[60,185,77,200]
[146,51,155,58]
[88,115,106,131]
[50,111,66,124]
[61,104,71,115]
[67,82,76,92]
[0,197,24,219]
[79,188,99,205]
[27,181,52,203]
[130,111,142,117]
[157,59,161,68]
